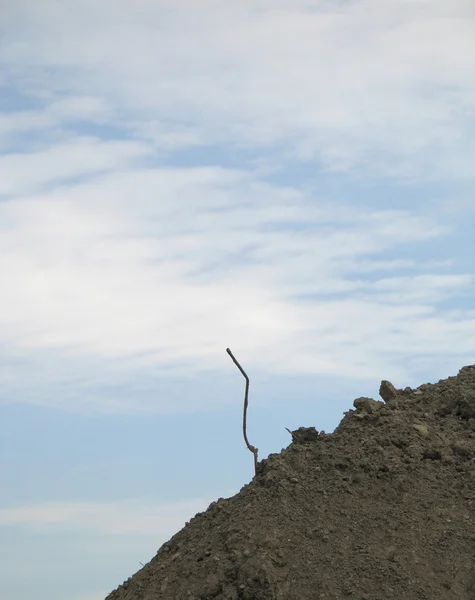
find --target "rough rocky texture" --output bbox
[106,365,475,600]
[379,380,398,403]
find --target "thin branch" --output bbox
[226,347,258,474]
[285,427,297,442]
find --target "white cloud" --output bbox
[0,498,211,535]
[369,274,473,303]
[0,1,473,413]
[0,137,151,195]
[1,0,474,179]
[0,158,473,414]
[0,96,112,139]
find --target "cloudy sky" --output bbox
[0,1,474,598]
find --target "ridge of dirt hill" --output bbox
[106,365,475,600]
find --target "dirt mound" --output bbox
[106,366,475,600]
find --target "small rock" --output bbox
[160,577,169,592]
[288,427,320,443]
[353,397,383,414]
[379,381,398,402]
[289,477,299,484]
[422,449,441,460]
[451,442,473,458]
[412,423,429,437]
[385,546,397,562]
[456,391,475,419]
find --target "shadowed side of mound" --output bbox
[105,365,475,600]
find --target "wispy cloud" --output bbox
[0,137,150,195]
[0,159,473,412]
[0,96,112,139]
[1,0,474,179]
[0,498,211,535]
[0,0,473,414]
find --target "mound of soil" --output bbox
[106,365,475,600]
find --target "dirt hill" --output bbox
[106,365,475,600]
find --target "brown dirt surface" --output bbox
[106,365,475,600]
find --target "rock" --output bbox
[353,397,383,414]
[422,449,442,460]
[451,442,473,459]
[379,380,398,402]
[288,427,320,444]
[456,391,475,419]
[412,423,429,437]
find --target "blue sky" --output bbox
[0,1,474,599]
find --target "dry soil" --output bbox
[106,365,475,600]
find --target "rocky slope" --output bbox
[106,365,475,600]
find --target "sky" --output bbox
[0,1,474,599]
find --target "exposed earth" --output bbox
[106,365,475,600]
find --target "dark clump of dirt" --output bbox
[106,365,475,600]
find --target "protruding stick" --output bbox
[226,348,258,474]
